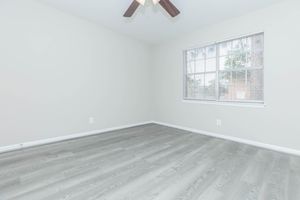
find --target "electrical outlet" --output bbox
[216,119,222,127]
[89,117,95,124]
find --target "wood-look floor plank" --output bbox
[0,124,299,200]
[2,132,188,199]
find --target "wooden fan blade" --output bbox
[159,0,180,17]
[124,0,140,17]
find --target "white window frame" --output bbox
[183,32,265,105]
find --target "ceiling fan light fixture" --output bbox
[136,0,145,6]
[124,0,180,18]
[152,0,161,5]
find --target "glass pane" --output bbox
[220,41,231,56]
[219,69,263,101]
[195,48,205,60]
[232,71,247,100]
[252,34,264,51]
[219,71,231,85]
[206,45,216,58]
[206,58,216,72]
[221,36,264,70]
[186,48,205,61]
[250,52,264,68]
[195,60,205,73]
[186,75,195,98]
[232,39,247,50]
[219,70,248,101]
[219,56,227,70]
[241,37,251,52]
[247,69,264,101]
[233,71,246,85]
[205,73,216,99]
[219,71,232,100]
[219,51,251,70]
[187,62,195,74]
[194,74,205,99]
[186,50,197,62]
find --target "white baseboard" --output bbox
[0,121,153,154]
[152,121,300,157]
[1,120,299,157]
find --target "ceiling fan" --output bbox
[124,0,180,18]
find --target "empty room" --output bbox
[1,0,300,199]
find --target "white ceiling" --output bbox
[40,0,283,44]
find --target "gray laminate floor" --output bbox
[1,124,300,200]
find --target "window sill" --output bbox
[182,99,266,108]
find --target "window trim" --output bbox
[183,32,265,105]
[182,99,266,108]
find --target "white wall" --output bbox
[0,0,151,147]
[152,0,300,150]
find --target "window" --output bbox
[184,33,264,104]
